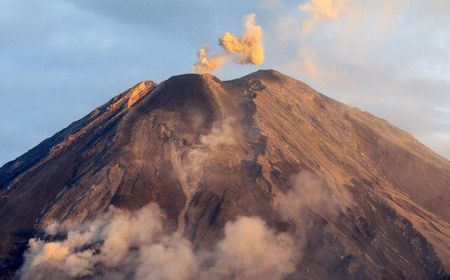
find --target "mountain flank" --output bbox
[0,70,449,279]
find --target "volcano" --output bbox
[0,70,449,279]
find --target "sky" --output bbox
[0,0,449,165]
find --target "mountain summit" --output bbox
[1,70,449,279]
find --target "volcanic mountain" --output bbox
[0,70,449,279]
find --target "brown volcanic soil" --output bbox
[0,70,449,279]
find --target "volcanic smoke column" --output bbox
[193,13,264,73]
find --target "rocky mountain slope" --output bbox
[0,70,449,279]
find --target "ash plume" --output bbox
[219,13,264,65]
[193,13,264,73]
[192,48,225,74]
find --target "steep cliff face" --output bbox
[0,70,449,279]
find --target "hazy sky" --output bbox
[1,0,449,165]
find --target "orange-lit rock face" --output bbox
[0,70,449,279]
[127,81,155,108]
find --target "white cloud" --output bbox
[262,0,450,159]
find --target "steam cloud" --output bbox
[19,205,295,280]
[193,13,264,73]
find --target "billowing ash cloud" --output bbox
[193,13,264,73]
[219,13,264,65]
[19,204,295,280]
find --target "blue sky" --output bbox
[1,0,449,165]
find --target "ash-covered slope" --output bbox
[0,70,449,279]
